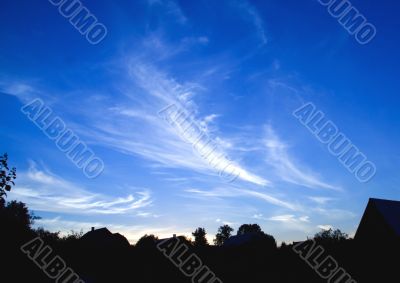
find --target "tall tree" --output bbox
[192,227,208,247]
[214,225,234,246]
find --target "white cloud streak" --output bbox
[83,61,269,186]
[264,125,340,190]
[11,163,152,215]
[147,0,187,25]
[317,225,333,231]
[185,187,299,211]
[308,196,335,205]
[235,0,268,45]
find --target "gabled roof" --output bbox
[370,198,400,236]
[81,227,113,242]
[81,227,130,247]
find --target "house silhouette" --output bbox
[355,198,400,243]
[80,227,130,249]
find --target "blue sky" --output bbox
[1,0,399,244]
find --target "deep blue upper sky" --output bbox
[1,0,399,243]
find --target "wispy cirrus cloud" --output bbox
[0,81,39,103]
[268,214,313,233]
[233,0,268,45]
[317,224,333,231]
[12,162,153,215]
[1,33,350,244]
[264,125,340,190]
[268,214,310,223]
[253,213,309,224]
[146,0,187,25]
[313,207,356,220]
[252,213,313,233]
[2,66,338,193]
[185,187,300,211]
[1,34,269,188]
[81,61,270,187]
[1,73,261,187]
[308,196,335,205]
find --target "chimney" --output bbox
[91,227,95,232]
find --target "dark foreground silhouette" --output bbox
[1,154,399,282]
[1,198,400,283]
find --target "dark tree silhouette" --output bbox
[0,153,16,204]
[192,227,208,246]
[66,230,84,239]
[136,234,159,248]
[314,228,348,243]
[35,227,60,243]
[61,230,84,243]
[214,224,234,246]
[177,235,192,245]
[1,154,395,282]
[237,224,263,235]
[236,224,277,249]
[260,233,277,249]
[1,200,38,229]
[0,156,38,233]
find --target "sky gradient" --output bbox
[1,0,399,244]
